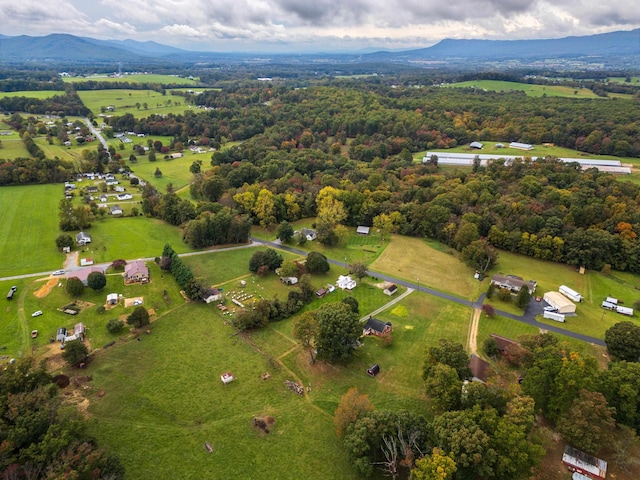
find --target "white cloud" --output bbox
[0,0,637,51]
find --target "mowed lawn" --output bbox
[370,235,482,300]
[0,90,66,99]
[0,184,66,276]
[77,89,194,118]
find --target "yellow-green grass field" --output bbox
[370,235,483,300]
[445,80,633,99]
[63,74,200,85]
[0,184,66,276]
[0,90,66,99]
[78,89,194,118]
[128,151,208,191]
[0,136,30,159]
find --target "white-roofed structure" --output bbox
[544,291,576,314]
[509,142,534,150]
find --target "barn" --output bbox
[543,291,576,314]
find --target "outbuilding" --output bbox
[106,293,119,305]
[367,364,380,377]
[362,317,392,337]
[356,226,370,235]
[543,291,576,314]
[562,445,607,480]
[559,285,583,302]
[383,284,398,296]
[56,328,67,342]
[616,306,634,316]
[470,141,483,149]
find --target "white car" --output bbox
[53,269,65,276]
[543,306,558,312]
[31,310,43,317]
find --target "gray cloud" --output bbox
[0,0,636,52]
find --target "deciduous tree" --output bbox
[87,271,107,291]
[62,340,88,366]
[315,302,360,364]
[423,339,471,381]
[605,321,640,362]
[126,306,150,328]
[334,387,375,438]
[65,276,85,297]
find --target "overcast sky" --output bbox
[1,0,638,52]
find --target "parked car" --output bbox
[543,306,558,312]
[52,269,65,276]
[31,310,43,317]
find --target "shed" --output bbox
[362,317,392,337]
[383,284,398,296]
[106,293,119,305]
[543,291,576,314]
[509,142,534,150]
[74,323,86,340]
[367,364,380,377]
[280,276,298,286]
[56,327,67,342]
[316,288,328,298]
[356,226,370,235]
[470,141,483,149]
[489,334,519,353]
[221,372,235,384]
[605,296,618,305]
[562,445,607,480]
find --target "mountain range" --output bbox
[0,29,638,66]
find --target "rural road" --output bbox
[83,118,110,159]
[2,237,605,348]
[251,237,606,347]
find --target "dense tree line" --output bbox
[0,358,124,479]
[0,91,90,116]
[0,156,75,185]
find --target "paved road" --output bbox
[83,118,110,158]
[1,237,606,348]
[251,237,606,346]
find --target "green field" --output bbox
[63,74,199,85]
[81,244,473,479]
[0,90,66,99]
[0,184,66,276]
[445,80,628,99]
[78,89,194,118]
[126,149,209,191]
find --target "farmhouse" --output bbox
[543,291,576,314]
[110,205,123,216]
[116,193,133,200]
[491,274,536,294]
[124,260,149,283]
[468,354,492,383]
[562,445,607,480]
[280,276,298,286]
[99,194,108,202]
[383,284,398,296]
[75,232,91,245]
[300,228,317,241]
[362,317,392,337]
[86,186,98,193]
[203,288,222,304]
[356,226,370,235]
[489,334,519,354]
[337,275,356,290]
[73,266,105,286]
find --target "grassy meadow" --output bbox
[445,80,631,99]
[78,89,194,118]
[0,184,66,276]
[63,74,199,85]
[0,90,66,99]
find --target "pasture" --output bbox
[0,184,65,276]
[0,90,66,99]
[370,236,482,300]
[63,74,199,85]
[77,89,194,118]
[447,80,606,98]
[81,246,473,479]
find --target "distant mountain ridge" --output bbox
[0,29,638,65]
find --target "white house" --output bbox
[75,232,91,245]
[110,205,123,215]
[337,275,356,290]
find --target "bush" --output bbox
[106,318,125,334]
[497,288,512,302]
[62,340,88,366]
[483,337,501,357]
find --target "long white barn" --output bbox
[423,152,631,174]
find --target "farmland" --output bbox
[77,89,194,118]
[63,74,200,85]
[0,90,66,99]
[445,80,630,99]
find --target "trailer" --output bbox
[601,301,617,310]
[544,311,566,322]
[562,445,607,480]
[605,297,618,305]
[616,306,634,316]
[559,285,583,302]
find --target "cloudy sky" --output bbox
[1,0,639,52]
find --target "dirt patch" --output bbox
[63,252,79,269]
[375,281,394,289]
[124,297,144,308]
[52,374,70,388]
[34,278,59,298]
[253,416,275,434]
